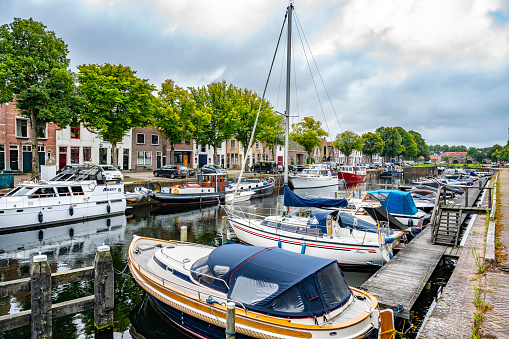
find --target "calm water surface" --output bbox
[0,175,418,338]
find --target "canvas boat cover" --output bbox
[308,209,380,234]
[284,185,348,208]
[191,244,352,318]
[367,189,418,215]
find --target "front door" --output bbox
[156,152,162,169]
[123,149,129,170]
[22,151,31,173]
[59,153,67,169]
[183,154,188,167]
[9,150,18,171]
[198,154,207,168]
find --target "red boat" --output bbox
[336,165,367,183]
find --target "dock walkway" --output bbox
[360,227,446,319]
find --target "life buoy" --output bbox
[174,188,180,194]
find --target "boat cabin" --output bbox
[198,173,229,192]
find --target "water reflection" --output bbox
[0,173,425,338]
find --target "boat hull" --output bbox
[225,180,274,198]
[337,171,366,183]
[152,192,225,206]
[289,176,339,189]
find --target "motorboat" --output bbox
[0,165,126,233]
[228,186,399,268]
[289,166,338,189]
[128,236,386,338]
[225,176,275,198]
[337,165,367,183]
[379,165,403,178]
[225,190,255,203]
[125,187,151,203]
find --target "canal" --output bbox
[0,175,425,338]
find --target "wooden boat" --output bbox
[128,236,384,338]
[0,165,126,233]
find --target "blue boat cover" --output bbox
[284,185,348,208]
[368,189,418,215]
[192,244,352,318]
[308,209,379,234]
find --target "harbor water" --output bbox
[0,174,428,338]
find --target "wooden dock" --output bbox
[360,227,446,319]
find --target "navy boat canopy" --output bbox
[308,209,381,234]
[192,244,352,318]
[284,185,348,208]
[367,189,418,215]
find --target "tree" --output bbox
[155,79,209,165]
[190,81,238,166]
[376,127,402,161]
[259,113,285,162]
[488,144,502,162]
[290,117,327,164]
[361,132,384,163]
[229,86,275,170]
[77,63,156,168]
[395,127,418,160]
[0,18,77,177]
[333,130,362,164]
[499,142,509,162]
[408,130,429,159]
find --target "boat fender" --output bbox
[69,205,74,216]
[69,228,74,238]
[301,243,306,254]
[107,204,111,213]
[390,253,394,259]
[278,240,282,248]
[174,188,179,194]
[411,227,421,235]
[38,211,43,223]
[38,230,44,241]
[385,237,394,244]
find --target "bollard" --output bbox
[94,245,114,332]
[277,203,280,215]
[335,191,338,199]
[181,226,188,242]
[31,254,52,338]
[253,207,257,220]
[222,217,227,245]
[226,302,236,339]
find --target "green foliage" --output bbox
[155,79,209,165]
[190,81,238,165]
[333,130,362,162]
[290,117,327,163]
[395,127,418,159]
[500,141,509,162]
[0,18,77,177]
[77,63,156,166]
[258,112,285,160]
[361,132,384,163]
[376,126,402,160]
[408,130,429,159]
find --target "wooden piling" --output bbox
[222,216,227,245]
[94,245,114,332]
[226,302,236,339]
[31,254,52,339]
[181,226,188,242]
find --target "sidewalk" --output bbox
[419,168,509,338]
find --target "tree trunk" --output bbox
[111,141,118,168]
[170,143,175,165]
[213,144,218,165]
[30,109,40,179]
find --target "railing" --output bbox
[0,246,114,337]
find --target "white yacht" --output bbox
[0,166,126,233]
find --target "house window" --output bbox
[83,147,91,162]
[230,140,236,148]
[151,134,159,145]
[71,125,80,139]
[22,145,32,152]
[59,147,67,153]
[136,134,145,144]
[38,145,45,152]
[99,148,107,164]
[71,147,80,164]
[16,118,29,138]
[37,123,47,139]
[256,142,260,150]
[137,151,152,165]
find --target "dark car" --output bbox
[201,164,226,174]
[153,165,188,178]
[251,161,278,174]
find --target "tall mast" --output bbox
[284,2,293,186]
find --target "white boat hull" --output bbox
[289,176,339,189]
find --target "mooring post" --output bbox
[31,254,52,339]
[226,301,236,339]
[253,207,257,219]
[222,216,227,245]
[277,202,280,215]
[181,226,188,242]
[94,245,114,332]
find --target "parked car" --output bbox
[251,161,278,174]
[99,165,124,181]
[201,164,226,174]
[153,165,188,178]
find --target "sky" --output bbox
[2,0,509,149]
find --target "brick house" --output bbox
[438,152,473,164]
[0,102,57,172]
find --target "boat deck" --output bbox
[360,227,446,319]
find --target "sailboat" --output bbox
[129,3,393,338]
[225,2,396,270]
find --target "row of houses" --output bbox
[1,102,379,172]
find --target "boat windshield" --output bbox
[6,186,34,196]
[303,169,320,175]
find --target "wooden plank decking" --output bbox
[360,227,446,319]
